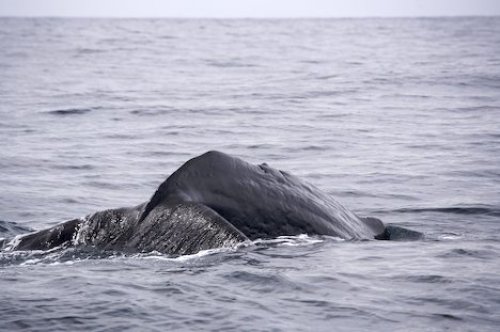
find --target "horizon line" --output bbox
[1,14,499,19]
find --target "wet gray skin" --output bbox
[2,151,421,255]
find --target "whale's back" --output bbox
[143,151,381,240]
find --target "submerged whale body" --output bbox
[1,151,421,255]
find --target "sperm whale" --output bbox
[1,151,421,255]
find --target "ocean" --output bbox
[0,17,499,331]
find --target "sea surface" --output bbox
[1,17,500,331]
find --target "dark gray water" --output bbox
[1,17,500,331]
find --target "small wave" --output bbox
[389,205,500,217]
[47,108,95,116]
[452,105,498,113]
[432,313,463,321]
[103,133,137,140]
[247,143,275,150]
[314,74,338,80]
[130,108,172,116]
[75,47,104,55]
[305,89,357,98]
[438,248,496,260]
[205,60,257,68]
[53,164,94,170]
[0,220,33,238]
[84,181,123,190]
[403,274,453,284]
[74,47,106,58]
[222,270,303,293]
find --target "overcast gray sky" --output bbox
[1,0,500,18]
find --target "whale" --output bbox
[1,151,421,255]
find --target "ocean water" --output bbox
[1,17,500,331]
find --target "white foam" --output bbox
[138,246,234,262]
[72,218,89,245]
[252,234,340,247]
[438,233,463,240]
[1,233,26,251]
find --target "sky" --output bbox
[1,0,500,18]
